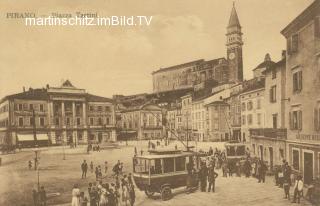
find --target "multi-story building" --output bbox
[281,0,320,184]
[119,103,163,140]
[191,99,206,142]
[152,60,204,93]
[180,94,193,141]
[166,104,182,140]
[152,3,244,93]
[250,52,287,169]
[205,101,230,142]
[226,83,243,141]
[0,80,116,147]
[192,58,229,85]
[239,78,265,143]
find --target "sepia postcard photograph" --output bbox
[0,0,319,205]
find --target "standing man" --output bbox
[81,160,88,179]
[207,164,218,192]
[243,158,252,178]
[258,160,267,183]
[199,162,208,192]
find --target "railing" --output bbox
[249,128,287,140]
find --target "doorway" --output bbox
[260,145,263,161]
[303,152,313,185]
[98,132,103,143]
[269,147,273,170]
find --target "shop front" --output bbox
[288,139,320,185]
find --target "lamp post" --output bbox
[32,109,38,148]
[62,139,66,160]
[34,149,40,191]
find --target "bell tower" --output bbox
[226,2,243,82]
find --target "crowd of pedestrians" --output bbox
[274,160,304,204]
[74,159,135,206]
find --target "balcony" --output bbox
[249,128,287,140]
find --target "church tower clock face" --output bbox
[229,52,235,60]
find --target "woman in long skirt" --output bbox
[71,184,80,206]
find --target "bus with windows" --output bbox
[132,149,200,200]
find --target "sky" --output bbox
[0,0,314,98]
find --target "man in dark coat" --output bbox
[81,160,88,178]
[207,164,218,192]
[243,159,252,178]
[199,162,208,192]
[258,160,267,183]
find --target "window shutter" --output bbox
[299,71,302,91]
[289,112,292,129]
[270,88,273,102]
[287,38,292,55]
[293,73,297,92]
[315,17,320,38]
[314,108,319,131]
[298,110,302,130]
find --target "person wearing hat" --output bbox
[292,175,304,203]
[207,164,218,192]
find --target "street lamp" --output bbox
[62,138,66,160]
[34,149,41,191]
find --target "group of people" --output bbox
[198,157,219,193]
[87,144,101,153]
[74,159,136,206]
[81,160,125,181]
[275,160,304,204]
[71,174,135,206]
[32,186,47,206]
[28,157,39,171]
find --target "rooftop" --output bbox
[152,59,204,75]
[228,2,241,28]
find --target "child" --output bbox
[283,178,290,200]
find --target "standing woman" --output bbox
[71,184,80,206]
[99,184,108,206]
[128,182,135,206]
[121,181,129,206]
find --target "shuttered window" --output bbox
[293,71,302,92]
[270,86,277,102]
[290,110,302,130]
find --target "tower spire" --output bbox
[228,2,241,28]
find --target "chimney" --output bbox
[281,50,286,59]
[23,87,25,92]
[46,84,50,89]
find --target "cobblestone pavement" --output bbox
[135,170,312,206]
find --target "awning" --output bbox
[17,134,49,141]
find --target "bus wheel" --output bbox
[145,186,155,198]
[161,186,172,201]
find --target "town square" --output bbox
[0,0,320,206]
